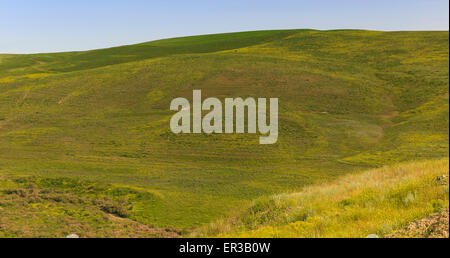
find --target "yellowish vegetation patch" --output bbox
[25,73,51,79]
[0,77,15,83]
[1,127,61,145]
[195,159,449,238]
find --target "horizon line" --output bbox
[2,28,449,55]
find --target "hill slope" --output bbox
[193,159,449,238]
[0,30,448,234]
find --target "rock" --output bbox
[66,234,79,238]
[436,175,448,185]
[366,234,379,238]
[436,175,447,181]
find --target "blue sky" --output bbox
[1,0,448,53]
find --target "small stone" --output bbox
[366,234,379,238]
[436,175,448,185]
[436,175,447,181]
[66,234,79,238]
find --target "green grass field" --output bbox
[0,30,448,237]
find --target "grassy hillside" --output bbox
[0,30,299,76]
[0,175,179,237]
[193,159,449,238]
[0,30,448,236]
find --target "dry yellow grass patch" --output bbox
[195,159,449,238]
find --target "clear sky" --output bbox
[1,0,449,54]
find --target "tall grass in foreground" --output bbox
[194,159,449,238]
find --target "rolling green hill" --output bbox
[0,30,448,237]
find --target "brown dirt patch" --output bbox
[386,209,449,238]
